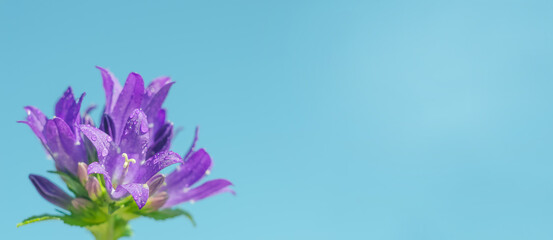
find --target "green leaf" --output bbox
[17,214,61,227]
[59,215,104,227]
[48,170,89,198]
[139,208,196,226]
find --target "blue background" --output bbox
[2,0,553,239]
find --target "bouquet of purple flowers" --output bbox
[18,67,234,239]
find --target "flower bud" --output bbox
[77,162,88,185]
[29,174,73,209]
[146,174,165,195]
[145,192,168,211]
[86,176,102,201]
[71,198,93,211]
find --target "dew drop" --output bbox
[101,148,109,157]
[91,135,97,141]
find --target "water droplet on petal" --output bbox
[91,135,97,141]
[101,148,109,157]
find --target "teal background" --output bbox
[2,0,553,239]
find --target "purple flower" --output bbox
[81,109,182,209]
[97,67,174,158]
[19,67,234,233]
[161,128,234,208]
[19,88,87,175]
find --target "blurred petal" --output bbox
[183,126,199,160]
[29,174,73,209]
[163,179,233,208]
[165,149,211,192]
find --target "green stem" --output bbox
[86,215,130,240]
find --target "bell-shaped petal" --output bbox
[131,151,182,184]
[164,149,211,194]
[142,77,174,127]
[147,122,173,159]
[163,179,234,208]
[99,114,116,139]
[119,109,149,157]
[55,87,85,133]
[80,124,114,162]
[183,126,200,161]
[29,174,73,209]
[110,73,144,142]
[97,66,122,114]
[18,106,48,144]
[120,183,150,209]
[153,108,166,137]
[82,104,97,126]
[43,118,87,174]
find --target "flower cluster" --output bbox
[18,67,233,239]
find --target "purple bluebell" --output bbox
[19,67,234,238]
[97,67,174,158]
[19,88,87,175]
[81,109,182,209]
[161,128,234,208]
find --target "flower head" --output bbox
[18,67,234,239]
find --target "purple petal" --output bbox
[132,151,182,184]
[147,122,174,159]
[82,104,97,126]
[163,179,233,208]
[97,66,122,114]
[183,126,199,160]
[119,109,149,157]
[18,106,47,143]
[153,108,166,136]
[29,174,73,209]
[143,77,171,106]
[99,114,116,139]
[88,162,116,196]
[43,118,86,174]
[120,183,149,209]
[111,72,144,142]
[80,124,114,161]
[142,78,174,126]
[164,149,211,193]
[55,87,85,132]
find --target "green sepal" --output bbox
[48,170,89,198]
[17,214,61,227]
[138,208,196,226]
